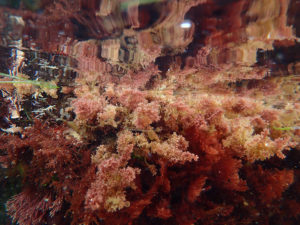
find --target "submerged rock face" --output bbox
[0,0,299,225]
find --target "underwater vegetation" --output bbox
[0,72,59,89]
[0,0,299,224]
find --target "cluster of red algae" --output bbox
[0,0,300,225]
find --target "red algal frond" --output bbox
[72,95,106,121]
[147,197,172,219]
[163,100,197,131]
[222,97,262,116]
[0,120,93,224]
[150,132,198,164]
[120,63,159,88]
[85,157,140,212]
[132,102,161,129]
[246,166,294,204]
[222,117,293,162]
[1,0,299,224]
[261,109,280,122]
[212,156,247,191]
[97,104,118,127]
[244,129,292,161]
[117,130,135,164]
[117,88,147,110]
[187,176,208,203]
[6,190,56,225]
[85,130,140,212]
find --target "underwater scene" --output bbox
[0,0,299,224]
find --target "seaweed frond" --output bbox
[0,72,59,90]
